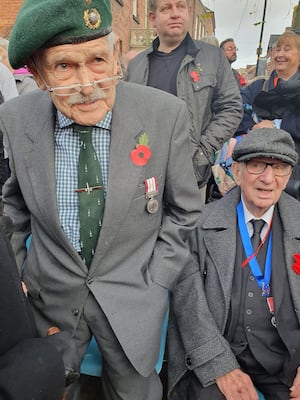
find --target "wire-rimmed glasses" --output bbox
[45,75,121,96]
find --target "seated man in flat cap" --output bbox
[0,0,201,399]
[168,128,300,400]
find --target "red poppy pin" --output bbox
[190,64,202,82]
[130,132,152,166]
[292,254,300,274]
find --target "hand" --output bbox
[290,366,300,398]
[251,120,274,130]
[216,369,259,400]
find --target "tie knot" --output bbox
[251,219,265,236]
[73,124,93,139]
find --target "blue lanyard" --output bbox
[237,201,273,296]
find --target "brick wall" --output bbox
[0,0,22,38]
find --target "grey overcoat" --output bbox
[168,187,300,397]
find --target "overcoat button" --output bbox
[186,357,192,366]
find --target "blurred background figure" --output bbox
[236,31,300,181]
[0,37,38,95]
[200,35,219,47]
[220,37,246,88]
[0,62,18,207]
[0,62,18,104]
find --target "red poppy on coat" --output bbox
[130,145,152,166]
[292,254,300,274]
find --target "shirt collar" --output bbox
[241,195,274,227]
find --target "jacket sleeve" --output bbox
[236,79,265,135]
[193,52,242,164]
[171,227,239,387]
[0,121,31,271]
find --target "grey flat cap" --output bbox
[232,128,298,167]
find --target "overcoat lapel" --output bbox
[279,195,300,324]
[202,190,240,312]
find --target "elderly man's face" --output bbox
[31,35,119,125]
[232,158,292,217]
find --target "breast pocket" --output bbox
[191,74,217,92]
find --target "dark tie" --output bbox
[251,219,265,250]
[74,124,105,267]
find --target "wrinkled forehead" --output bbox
[35,34,115,64]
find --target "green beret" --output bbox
[8,0,112,69]
[232,128,298,167]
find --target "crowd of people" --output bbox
[0,0,300,400]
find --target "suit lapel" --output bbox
[91,84,146,265]
[23,93,78,254]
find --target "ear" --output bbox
[149,11,156,28]
[232,162,242,186]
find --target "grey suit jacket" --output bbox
[0,81,201,376]
[168,187,300,396]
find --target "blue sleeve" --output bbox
[235,79,265,135]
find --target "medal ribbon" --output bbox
[237,201,273,296]
[145,177,158,198]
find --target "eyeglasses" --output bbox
[245,160,292,176]
[224,47,238,52]
[45,75,121,96]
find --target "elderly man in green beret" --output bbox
[0,0,201,399]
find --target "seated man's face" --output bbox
[232,157,292,217]
[31,34,119,125]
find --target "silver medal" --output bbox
[146,198,159,214]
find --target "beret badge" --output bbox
[84,8,102,30]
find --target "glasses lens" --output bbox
[246,160,291,176]
[49,76,120,96]
[225,47,238,52]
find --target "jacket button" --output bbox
[72,308,79,316]
[186,357,192,366]
[87,278,94,285]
